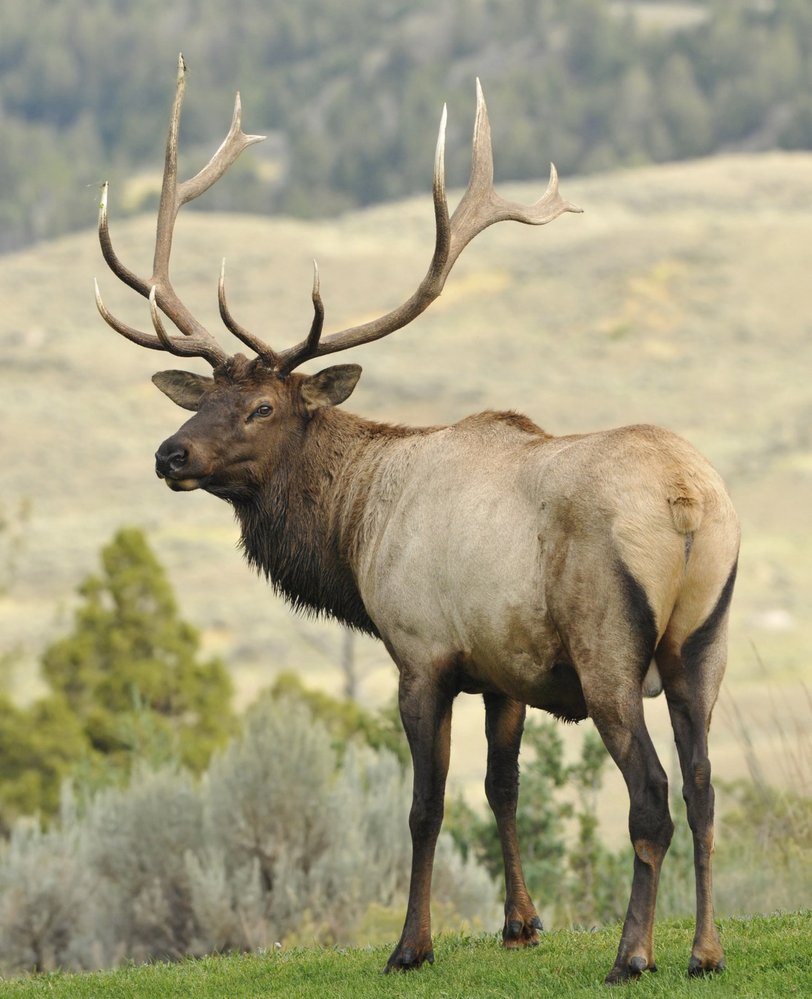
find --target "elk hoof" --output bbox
[503,914,543,948]
[384,945,434,973]
[604,954,652,984]
[688,954,725,977]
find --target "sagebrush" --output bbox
[0,695,496,976]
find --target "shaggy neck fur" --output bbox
[231,407,431,635]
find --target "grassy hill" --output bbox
[1,151,810,834]
[0,914,808,998]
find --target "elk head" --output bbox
[149,358,362,499]
[95,54,581,498]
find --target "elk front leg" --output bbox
[385,666,455,973]
[483,692,542,948]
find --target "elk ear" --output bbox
[152,370,214,411]
[300,364,362,413]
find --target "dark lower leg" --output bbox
[483,693,541,947]
[667,699,724,975]
[593,716,673,985]
[385,673,454,973]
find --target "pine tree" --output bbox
[41,527,234,776]
[0,694,87,834]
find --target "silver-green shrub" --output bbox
[194,695,497,947]
[81,765,205,963]
[0,695,498,974]
[0,815,95,973]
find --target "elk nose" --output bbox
[155,441,188,477]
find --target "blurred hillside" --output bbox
[2,0,812,250]
[1,148,810,826]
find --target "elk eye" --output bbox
[252,403,273,419]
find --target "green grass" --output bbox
[0,914,808,999]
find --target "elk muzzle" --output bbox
[155,438,202,491]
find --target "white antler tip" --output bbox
[230,92,266,147]
[312,259,321,294]
[548,162,583,213]
[548,162,559,187]
[435,105,448,170]
[93,279,114,325]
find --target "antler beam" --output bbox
[271,79,581,375]
[95,53,266,368]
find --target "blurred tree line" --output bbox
[1,0,811,251]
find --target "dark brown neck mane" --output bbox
[231,407,430,635]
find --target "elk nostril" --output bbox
[168,449,188,472]
[155,444,188,475]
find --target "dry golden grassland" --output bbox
[2,152,810,836]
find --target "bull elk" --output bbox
[95,56,739,983]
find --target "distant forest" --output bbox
[1,0,811,251]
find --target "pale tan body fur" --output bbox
[341,414,738,714]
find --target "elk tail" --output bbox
[642,484,706,700]
[668,483,704,567]
[668,491,704,535]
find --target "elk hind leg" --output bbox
[664,687,725,976]
[585,684,673,984]
[483,692,542,948]
[658,562,736,977]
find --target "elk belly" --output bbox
[463,621,588,721]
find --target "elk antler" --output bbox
[97,61,580,374]
[268,80,582,375]
[95,53,266,368]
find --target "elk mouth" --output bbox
[156,468,204,492]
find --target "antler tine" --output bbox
[94,275,228,367]
[95,182,229,367]
[147,286,227,366]
[178,93,266,207]
[150,55,267,352]
[413,89,578,286]
[307,261,326,351]
[94,276,163,350]
[96,53,266,368]
[218,259,280,363]
[97,181,150,299]
[217,258,324,367]
[438,78,583,280]
[273,106,453,376]
[274,81,581,375]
